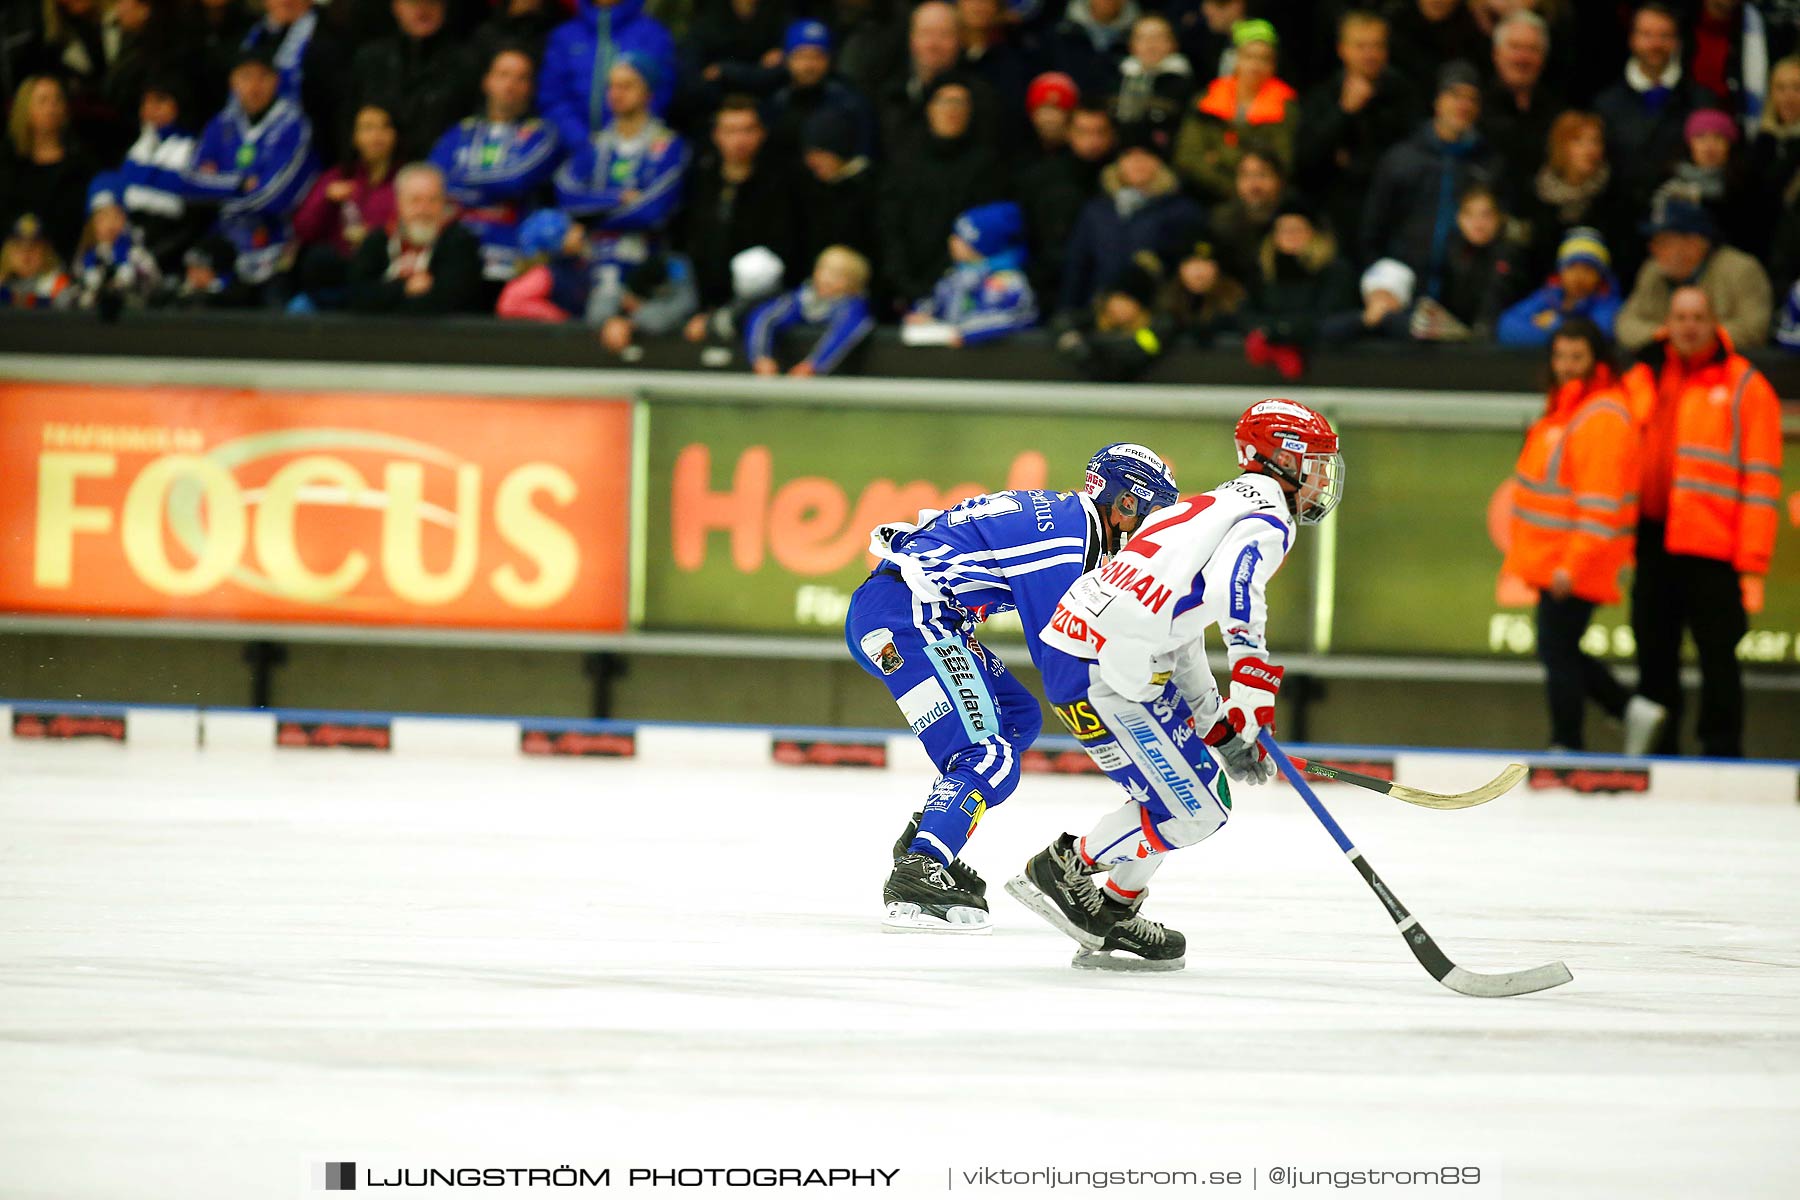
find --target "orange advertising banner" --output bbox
[0,383,632,631]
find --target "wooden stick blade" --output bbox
[1388,763,1530,810]
[1439,960,1574,998]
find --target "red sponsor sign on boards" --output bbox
[0,383,632,631]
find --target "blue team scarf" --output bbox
[244,10,318,102]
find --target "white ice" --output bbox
[2,741,1798,1199]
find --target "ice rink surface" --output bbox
[2,741,1798,1199]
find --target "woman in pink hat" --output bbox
[1666,106,1758,256]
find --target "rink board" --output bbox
[3,697,1796,806]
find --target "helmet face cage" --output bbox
[1234,401,1343,525]
[1294,450,1344,524]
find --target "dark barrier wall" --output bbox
[7,310,1800,396]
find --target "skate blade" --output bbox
[1071,949,1186,973]
[1003,875,1106,951]
[881,902,992,935]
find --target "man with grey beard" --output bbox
[348,162,484,314]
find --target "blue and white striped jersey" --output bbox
[871,489,1104,661]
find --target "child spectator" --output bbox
[120,75,203,273]
[180,46,320,301]
[497,208,596,321]
[1156,236,1245,346]
[431,46,563,288]
[684,244,787,346]
[903,201,1037,346]
[1115,14,1193,154]
[163,234,255,309]
[1240,195,1355,380]
[0,215,72,309]
[746,245,874,376]
[1498,227,1624,346]
[596,252,701,352]
[66,172,162,312]
[1172,18,1297,202]
[1410,184,1519,341]
[1321,256,1415,344]
[291,104,401,313]
[1053,251,1169,382]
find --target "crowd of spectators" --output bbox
[3,0,1800,376]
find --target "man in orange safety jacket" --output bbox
[1621,286,1784,757]
[1505,317,1654,751]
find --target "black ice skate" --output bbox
[1006,834,1186,972]
[1073,894,1186,973]
[892,811,988,901]
[882,852,991,934]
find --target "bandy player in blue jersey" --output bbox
[1009,400,1346,971]
[845,445,1179,934]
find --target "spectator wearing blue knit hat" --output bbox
[1497,227,1624,347]
[554,55,691,254]
[905,201,1038,346]
[498,209,598,321]
[67,172,162,312]
[540,0,679,153]
[763,19,879,164]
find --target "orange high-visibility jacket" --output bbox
[1505,368,1641,604]
[1622,329,1784,575]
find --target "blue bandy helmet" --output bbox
[1085,443,1178,515]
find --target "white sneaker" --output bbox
[1623,695,1669,757]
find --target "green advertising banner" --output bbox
[647,401,1800,670]
[643,402,1318,649]
[1332,426,1800,668]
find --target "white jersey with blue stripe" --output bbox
[872,488,1105,637]
[1039,473,1295,706]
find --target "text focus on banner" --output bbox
[0,384,633,631]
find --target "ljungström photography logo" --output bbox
[314,1162,356,1190]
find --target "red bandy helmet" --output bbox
[1234,399,1344,525]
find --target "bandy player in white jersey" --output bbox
[1007,399,1345,970]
